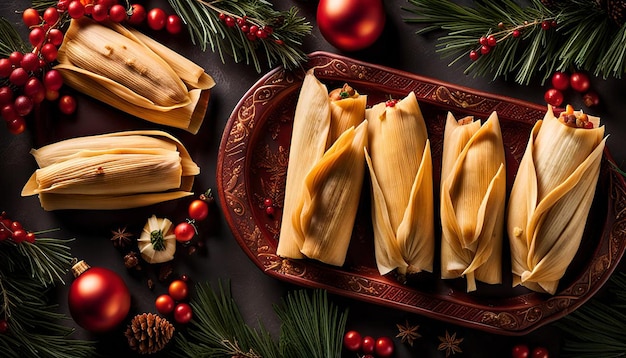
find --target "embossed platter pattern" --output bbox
[216,52,626,335]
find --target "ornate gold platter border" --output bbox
[217,51,626,335]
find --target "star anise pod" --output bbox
[437,330,464,357]
[396,319,421,346]
[111,226,133,248]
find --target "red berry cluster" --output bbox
[263,197,275,216]
[155,276,193,324]
[512,343,549,358]
[0,211,36,243]
[174,190,213,243]
[544,71,599,108]
[0,318,7,334]
[218,13,282,44]
[469,19,557,61]
[343,330,395,358]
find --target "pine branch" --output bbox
[402,0,626,84]
[174,280,348,358]
[0,17,28,58]
[168,0,312,73]
[0,223,96,358]
[556,272,626,357]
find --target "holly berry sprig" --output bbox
[343,330,395,358]
[544,70,600,108]
[0,211,36,243]
[173,189,214,244]
[155,275,194,325]
[0,0,184,135]
[468,18,558,61]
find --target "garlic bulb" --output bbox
[138,215,176,264]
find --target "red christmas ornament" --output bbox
[317,0,386,51]
[68,260,131,333]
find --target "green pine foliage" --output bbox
[168,0,312,72]
[0,231,96,358]
[403,0,626,84]
[174,281,348,358]
[557,272,626,357]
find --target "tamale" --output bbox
[440,112,506,292]
[364,92,434,276]
[507,105,606,294]
[21,130,199,210]
[55,17,215,134]
[277,71,367,265]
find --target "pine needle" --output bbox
[557,272,626,357]
[174,280,348,358]
[402,0,626,84]
[0,17,27,57]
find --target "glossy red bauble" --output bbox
[155,294,175,315]
[544,88,563,107]
[168,279,189,301]
[570,72,590,93]
[512,344,530,358]
[173,303,193,324]
[374,336,394,357]
[68,262,131,333]
[317,0,386,51]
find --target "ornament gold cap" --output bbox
[71,259,91,278]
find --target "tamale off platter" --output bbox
[216,51,626,335]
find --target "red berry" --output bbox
[361,336,375,354]
[512,344,530,358]
[487,35,497,47]
[188,199,209,221]
[168,279,189,301]
[550,71,569,91]
[9,52,23,66]
[147,8,167,30]
[20,52,40,72]
[7,118,25,134]
[11,229,27,243]
[532,346,549,358]
[570,72,590,92]
[127,4,146,25]
[174,222,195,242]
[173,303,193,324]
[343,330,362,352]
[512,29,521,38]
[480,44,491,55]
[58,95,77,115]
[9,68,28,86]
[44,69,64,91]
[541,20,551,30]
[67,0,85,19]
[22,8,41,28]
[544,88,564,107]
[40,43,58,63]
[263,198,273,207]
[374,336,394,358]
[108,4,128,23]
[0,59,12,78]
[25,232,36,243]
[0,319,8,333]
[0,228,9,240]
[0,87,13,105]
[224,16,235,27]
[265,206,275,216]
[479,36,488,46]
[166,15,183,34]
[47,29,64,46]
[14,95,33,116]
[43,7,60,25]
[155,294,175,315]
[91,4,109,22]
[1,104,18,121]
[29,27,46,47]
[583,91,600,107]
[24,77,45,103]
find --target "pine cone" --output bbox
[606,0,626,26]
[125,313,175,354]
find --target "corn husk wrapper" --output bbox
[507,105,606,294]
[440,112,506,292]
[365,92,434,276]
[21,130,199,210]
[55,17,215,134]
[277,71,367,266]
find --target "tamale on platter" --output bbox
[217,52,626,335]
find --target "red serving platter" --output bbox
[216,51,626,335]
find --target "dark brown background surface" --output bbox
[1,0,625,356]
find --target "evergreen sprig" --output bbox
[168,0,312,73]
[556,272,626,357]
[0,17,28,57]
[174,281,348,358]
[402,0,626,84]
[0,230,95,358]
